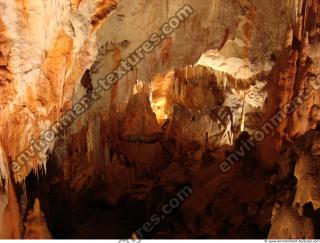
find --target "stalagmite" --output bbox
[0,179,21,239]
[23,199,52,239]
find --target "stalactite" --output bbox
[285,24,294,47]
[301,31,309,64]
[0,0,318,239]
[296,14,304,41]
[240,91,247,132]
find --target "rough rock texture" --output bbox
[268,205,314,239]
[0,0,320,239]
[291,131,320,210]
[23,199,52,239]
[268,131,320,239]
[259,0,320,169]
[0,0,118,238]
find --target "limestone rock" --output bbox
[268,205,314,239]
[23,199,52,239]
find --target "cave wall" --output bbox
[0,0,318,239]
